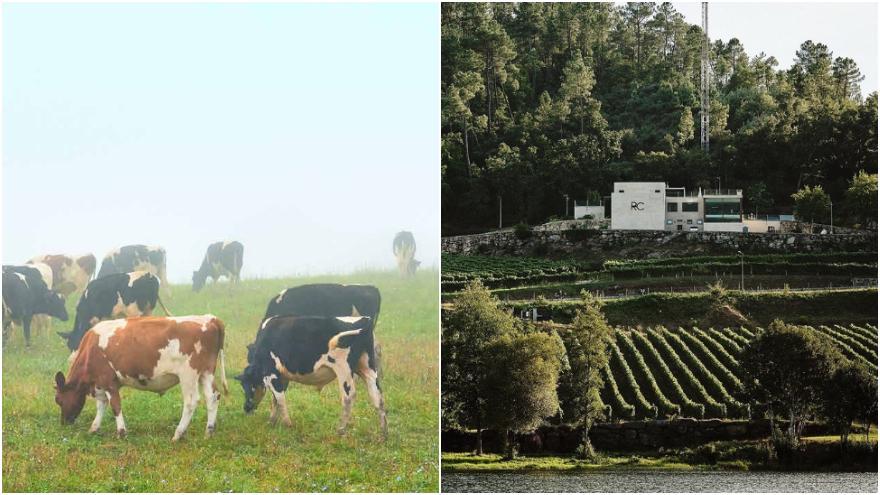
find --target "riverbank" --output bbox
[443,433,879,473]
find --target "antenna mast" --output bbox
[700,2,710,153]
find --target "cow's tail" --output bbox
[218,348,229,395]
[157,295,173,316]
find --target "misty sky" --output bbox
[3,3,439,282]
[673,2,877,96]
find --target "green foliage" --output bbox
[821,361,878,450]
[791,185,831,228]
[483,329,566,459]
[442,280,518,439]
[556,292,614,458]
[740,320,845,449]
[442,3,878,233]
[513,222,532,240]
[845,171,878,228]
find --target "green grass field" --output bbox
[2,270,439,492]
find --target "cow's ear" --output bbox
[54,371,66,390]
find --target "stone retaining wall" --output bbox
[442,228,876,257]
[442,419,832,454]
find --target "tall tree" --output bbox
[556,292,614,459]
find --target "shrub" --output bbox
[513,222,532,240]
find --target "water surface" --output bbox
[442,470,878,493]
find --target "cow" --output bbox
[58,271,171,352]
[192,241,244,291]
[2,265,69,346]
[393,231,420,277]
[27,253,96,297]
[264,283,381,322]
[235,315,386,438]
[24,262,55,334]
[53,315,228,441]
[97,245,169,294]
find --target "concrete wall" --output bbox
[611,182,666,230]
[704,222,746,233]
[665,197,703,231]
[574,205,605,220]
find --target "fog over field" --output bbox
[2,3,439,282]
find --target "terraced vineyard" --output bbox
[581,323,879,421]
[442,252,877,292]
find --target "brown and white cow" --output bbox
[54,315,228,441]
[27,254,96,297]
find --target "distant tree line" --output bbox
[442,3,878,234]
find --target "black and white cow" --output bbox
[192,241,244,291]
[2,265,69,346]
[236,315,386,437]
[58,271,170,351]
[264,283,381,322]
[98,245,169,293]
[393,231,420,277]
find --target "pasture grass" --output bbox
[2,269,439,492]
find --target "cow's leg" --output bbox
[108,388,126,437]
[358,368,388,439]
[22,315,32,347]
[262,376,292,427]
[172,374,200,441]
[332,363,356,435]
[268,392,279,425]
[200,373,220,437]
[90,389,109,433]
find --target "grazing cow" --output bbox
[53,315,228,441]
[58,271,170,351]
[25,262,55,334]
[2,265,69,346]
[264,283,381,322]
[27,254,96,297]
[192,241,244,291]
[236,315,386,437]
[393,231,420,277]
[98,245,169,293]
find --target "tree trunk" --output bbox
[502,429,515,460]
[463,117,471,177]
[579,416,595,459]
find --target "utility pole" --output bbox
[700,2,710,153]
[498,195,503,230]
[564,194,570,219]
[737,251,744,291]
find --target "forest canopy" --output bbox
[441,2,877,234]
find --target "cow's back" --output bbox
[265,284,381,321]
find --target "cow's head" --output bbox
[44,291,68,321]
[54,372,86,425]
[407,259,421,276]
[234,365,266,414]
[192,270,208,292]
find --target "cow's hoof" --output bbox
[205,426,216,437]
[116,429,127,438]
[89,427,100,434]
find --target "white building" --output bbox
[610,182,745,232]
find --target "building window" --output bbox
[666,219,673,225]
[655,189,661,193]
[704,198,742,223]
[687,219,693,224]
[666,189,684,197]
[677,225,683,231]
[619,190,624,193]
[667,202,678,212]
[682,202,699,212]
[697,220,703,225]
